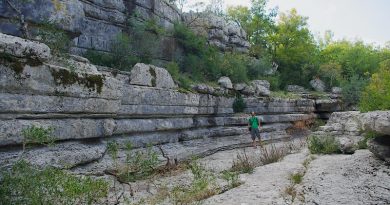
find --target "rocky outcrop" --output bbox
[0,0,181,63]
[218,76,233,89]
[0,36,317,170]
[183,12,250,53]
[310,78,326,92]
[0,0,251,64]
[0,33,51,61]
[251,80,270,96]
[129,63,176,88]
[314,99,343,119]
[313,111,390,155]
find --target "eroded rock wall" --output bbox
[0,0,250,64]
[0,0,181,62]
[0,34,315,170]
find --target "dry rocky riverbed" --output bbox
[94,138,389,205]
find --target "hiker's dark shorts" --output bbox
[250,128,261,140]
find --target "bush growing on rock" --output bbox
[36,20,71,54]
[233,94,247,113]
[106,142,159,182]
[359,60,390,112]
[308,135,341,154]
[171,160,218,204]
[22,125,56,150]
[221,170,241,188]
[341,75,368,107]
[84,33,139,71]
[0,160,108,205]
[259,143,288,164]
[231,150,255,174]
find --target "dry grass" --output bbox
[259,143,288,165]
[231,149,255,174]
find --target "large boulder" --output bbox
[251,80,270,96]
[129,63,176,89]
[241,85,256,96]
[286,85,306,93]
[218,76,233,89]
[310,78,326,92]
[314,111,390,155]
[0,32,51,62]
[361,111,390,135]
[129,63,153,86]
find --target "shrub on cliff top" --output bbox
[359,59,390,112]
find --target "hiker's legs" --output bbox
[255,129,263,147]
[250,129,257,148]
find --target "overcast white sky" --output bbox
[184,0,390,46]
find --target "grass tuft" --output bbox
[308,135,341,154]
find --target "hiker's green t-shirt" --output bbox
[249,116,260,129]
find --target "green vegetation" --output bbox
[106,142,159,182]
[50,68,104,93]
[308,135,341,154]
[289,172,304,184]
[0,160,108,205]
[310,119,326,131]
[259,144,287,165]
[231,150,255,174]
[36,20,71,54]
[173,22,274,84]
[359,60,390,112]
[232,94,247,113]
[21,125,56,149]
[84,33,139,71]
[270,91,300,99]
[357,131,379,149]
[221,170,241,188]
[171,160,218,204]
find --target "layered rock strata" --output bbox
[0,0,251,63]
[0,34,316,170]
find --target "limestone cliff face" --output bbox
[0,34,315,170]
[0,0,250,64]
[183,12,250,53]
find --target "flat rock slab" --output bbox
[0,140,106,169]
[203,150,308,205]
[299,150,390,205]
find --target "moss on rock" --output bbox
[51,68,105,94]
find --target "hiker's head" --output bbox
[251,111,255,116]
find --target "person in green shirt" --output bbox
[248,111,262,148]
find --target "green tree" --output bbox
[270,9,319,87]
[320,41,382,80]
[319,62,342,87]
[359,59,390,112]
[227,0,277,58]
